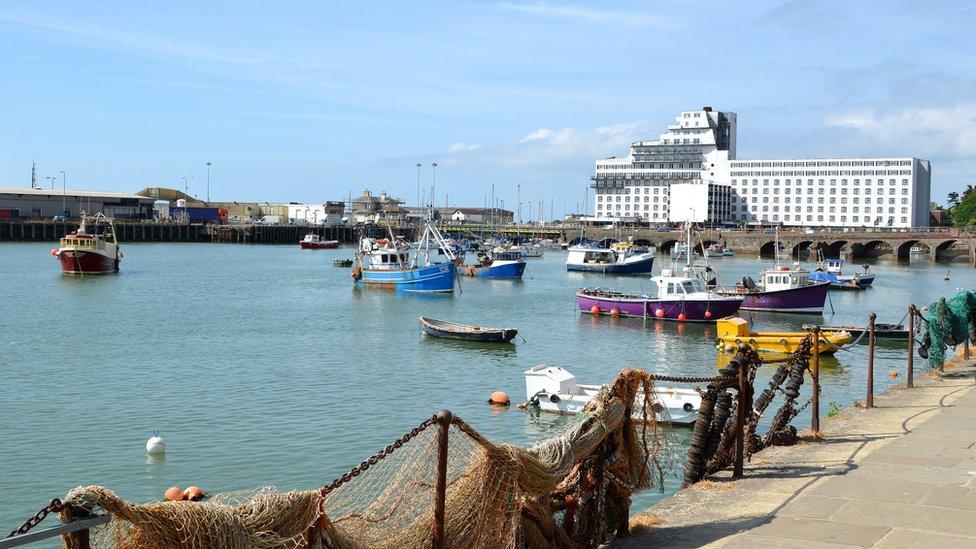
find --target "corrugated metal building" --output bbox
[0,187,155,219]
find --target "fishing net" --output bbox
[58,369,672,549]
[924,291,976,368]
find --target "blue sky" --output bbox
[1,1,973,215]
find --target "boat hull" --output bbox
[420,324,517,342]
[566,256,654,274]
[531,386,701,424]
[836,274,874,286]
[359,262,456,292]
[473,260,525,279]
[576,292,742,322]
[299,240,339,249]
[719,331,851,355]
[730,283,829,314]
[57,249,119,274]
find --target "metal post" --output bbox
[433,410,452,549]
[60,505,92,549]
[965,340,971,360]
[733,359,746,478]
[206,162,212,203]
[812,326,820,433]
[867,313,876,409]
[907,305,915,389]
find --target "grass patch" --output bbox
[826,401,842,418]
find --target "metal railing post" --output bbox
[60,506,92,549]
[907,305,915,389]
[733,360,746,478]
[433,410,452,549]
[812,327,820,433]
[867,313,876,409]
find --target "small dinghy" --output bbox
[333,258,353,267]
[524,365,701,424]
[419,316,517,343]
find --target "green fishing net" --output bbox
[925,291,976,368]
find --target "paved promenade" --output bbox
[620,359,976,548]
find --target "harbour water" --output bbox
[1,242,968,528]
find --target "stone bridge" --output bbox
[577,228,976,263]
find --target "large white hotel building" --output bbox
[592,107,931,228]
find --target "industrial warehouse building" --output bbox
[0,187,155,219]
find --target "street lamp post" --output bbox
[431,162,438,217]
[416,163,422,209]
[46,176,55,190]
[206,162,212,203]
[182,176,189,197]
[59,170,66,215]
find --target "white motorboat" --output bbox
[523,365,702,424]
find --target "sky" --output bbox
[1,0,973,216]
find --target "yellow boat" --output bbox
[716,317,851,355]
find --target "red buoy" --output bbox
[164,486,184,501]
[677,312,687,322]
[654,309,665,318]
[50,248,58,257]
[184,486,205,501]
[704,310,713,319]
[590,305,601,315]
[609,308,620,317]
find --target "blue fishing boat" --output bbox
[351,221,458,292]
[463,247,526,279]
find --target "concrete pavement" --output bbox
[619,359,976,548]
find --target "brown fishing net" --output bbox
[59,369,673,549]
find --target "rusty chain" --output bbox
[6,498,64,538]
[319,415,438,496]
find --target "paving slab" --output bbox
[618,359,976,548]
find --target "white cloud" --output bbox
[826,104,976,157]
[448,142,482,152]
[492,2,677,29]
[440,121,653,170]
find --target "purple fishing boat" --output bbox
[716,228,829,314]
[577,268,743,322]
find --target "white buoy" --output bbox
[146,434,166,455]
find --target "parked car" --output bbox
[52,214,68,222]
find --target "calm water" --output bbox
[1,242,969,529]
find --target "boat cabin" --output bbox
[761,265,809,291]
[493,250,523,262]
[652,270,710,299]
[570,248,616,264]
[824,259,844,273]
[365,249,410,270]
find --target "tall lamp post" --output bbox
[46,176,56,190]
[59,170,66,215]
[431,162,437,216]
[206,162,212,203]
[182,176,189,197]
[416,163,422,209]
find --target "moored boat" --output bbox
[566,242,655,274]
[524,365,701,424]
[419,316,517,342]
[802,322,908,341]
[577,271,743,321]
[53,213,121,274]
[299,233,339,249]
[351,221,457,292]
[817,258,875,287]
[717,317,851,355]
[463,248,526,279]
[333,258,353,267]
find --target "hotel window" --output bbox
[853,216,859,222]
[829,216,835,222]
[853,207,859,213]
[901,217,908,223]
[889,207,895,213]
[901,208,908,213]
[817,215,824,222]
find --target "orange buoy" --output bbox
[590,305,601,315]
[654,308,665,318]
[50,248,58,257]
[704,310,713,319]
[183,486,205,501]
[489,391,510,406]
[677,312,687,322]
[609,308,620,317]
[164,486,184,501]
[889,370,899,379]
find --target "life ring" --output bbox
[748,338,757,345]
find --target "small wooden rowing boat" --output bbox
[419,316,517,343]
[333,258,353,267]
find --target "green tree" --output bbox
[947,192,960,207]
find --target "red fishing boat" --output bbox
[299,233,339,249]
[52,213,121,274]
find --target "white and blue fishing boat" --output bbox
[351,221,457,292]
[464,247,526,279]
[566,242,655,274]
[815,258,875,287]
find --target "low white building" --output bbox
[591,107,931,228]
